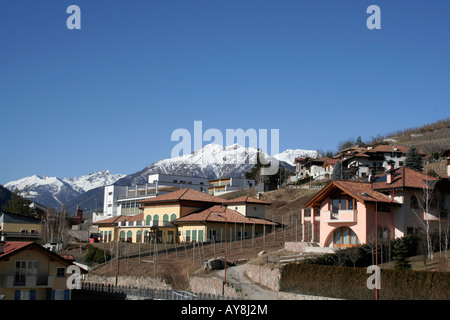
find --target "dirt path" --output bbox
[215,263,278,300]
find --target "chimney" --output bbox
[387,160,395,184]
[76,206,83,221]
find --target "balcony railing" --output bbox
[323,210,357,223]
[2,275,54,288]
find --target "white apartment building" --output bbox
[94,174,211,223]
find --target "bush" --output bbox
[85,246,111,264]
[280,263,449,300]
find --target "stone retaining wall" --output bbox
[188,275,243,298]
[84,274,171,290]
[245,263,281,292]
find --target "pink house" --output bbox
[301,164,450,248]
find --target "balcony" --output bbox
[2,275,55,288]
[323,210,357,223]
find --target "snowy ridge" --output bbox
[4,143,317,209]
[273,149,320,166]
[4,171,125,209]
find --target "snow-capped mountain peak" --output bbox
[4,170,125,208]
[273,149,320,166]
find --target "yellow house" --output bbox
[0,241,87,300]
[0,212,42,242]
[94,188,276,244]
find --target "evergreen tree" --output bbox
[405,145,423,172]
[2,188,34,217]
[331,160,342,180]
[393,238,412,270]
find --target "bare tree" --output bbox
[411,180,435,261]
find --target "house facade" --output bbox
[96,174,211,223]
[94,188,275,244]
[208,177,255,195]
[0,212,42,242]
[302,164,449,248]
[0,241,86,300]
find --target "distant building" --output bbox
[0,240,87,300]
[94,188,276,244]
[96,174,211,223]
[208,177,254,195]
[0,212,42,242]
[302,163,450,247]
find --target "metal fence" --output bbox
[80,282,238,300]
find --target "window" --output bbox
[136,230,142,243]
[15,261,39,285]
[146,215,152,225]
[332,227,360,247]
[332,198,354,212]
[163,214,169,223]
[186,230,191,242]
[126,231,132,242]
[56,267,66,278]
[332,199,340,213]
[410,195,419,209]
[170,214,177,221]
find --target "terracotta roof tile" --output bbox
[223,196,271,205]
[373,167,439,190]
[139,188,224,205]
[0,241,33,258]
[94,213,144,225]
[173,205,277,226]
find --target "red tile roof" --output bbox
[0,242,83,270]
[172,205,277,226]
[305,180,399,208]
[139,188,224,205]
[373,166,439,190]
[94,213,144,225]
[0,241,33,258]
[222,196,271,205]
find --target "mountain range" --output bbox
[3,144,319,213]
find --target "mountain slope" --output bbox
[5,143,317,213]
[4,171,125,209]
[113,143,300,186]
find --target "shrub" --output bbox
[280,263,449,300]
[85,246,111,264]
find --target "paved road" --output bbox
[215,263,278,300]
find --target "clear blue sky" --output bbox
[1,0,449,183]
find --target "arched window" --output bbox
[146,215,152,225]
[144,230,151,243]
[333,227,360,247]
[153,214,159,227]
[163,214,169,224]
[170,213,177,221]
[119,230,126,242]
[136,230,142,243]
[126,230,132,242]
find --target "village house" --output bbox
[0,212,42,242]
[0,240,86,300]
[301,161,450,248]
[94,188,276,244]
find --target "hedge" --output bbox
[280,263,449,300]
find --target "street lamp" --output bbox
[362,192,379,300]
[217,213,227,296]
